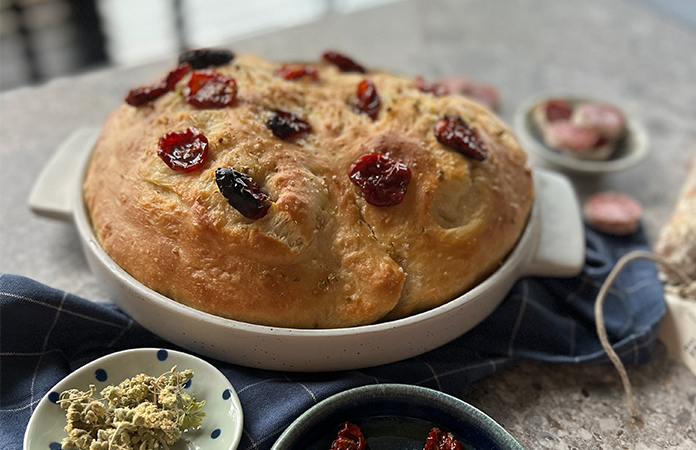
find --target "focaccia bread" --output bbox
[83,51,534,328]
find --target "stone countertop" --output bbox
[1,0,694,448]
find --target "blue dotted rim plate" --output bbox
[271,384,523,450]
[23,348,243,450]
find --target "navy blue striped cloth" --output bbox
[1,225,665,450]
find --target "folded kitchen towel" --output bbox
[0,225,665,450]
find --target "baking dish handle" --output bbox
[29,128,100,222]
[520,170,585,278]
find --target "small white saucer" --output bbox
[514,94,649,174]
[24,348,243,450]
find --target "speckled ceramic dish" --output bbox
[514,94,649,174]
[23,348,243,450]
[271,384,523,450]
[29,128,584,372]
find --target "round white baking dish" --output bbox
[30,128,584,372]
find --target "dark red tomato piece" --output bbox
[434,115,488,161]
[126,63,190,106]
[544,99,573,122]
[178,48,234,69]
[354,79,380,120]
[184,70,237,109]
[266,110,312,140]
[157,127,209,172]
[322,51,366,73]
[126,85,168,107]
[330,422,367,450]
[349,152,411,207]
[594,135,610,148]
[215,167,271,220]
[423,428,464,450]
[163,63,192,90]
[275,64,319,81]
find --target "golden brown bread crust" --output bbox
[83,54,534,328]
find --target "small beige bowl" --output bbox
[514,94,649,174]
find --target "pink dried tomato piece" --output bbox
[184,70,237,108]
[266,110,312,140]
[322,51,366,73]
[423,428,464,450]
[126,62,190,106]
[415,76,449,97]
[215,167,271,220]
[349,152,411,207]
[275,64,319,81]
[434,115,488,161]
[330,422,367,450]
[157,127,209,172]
[431,77,471,96]
[354,79,381,120]
[545,99,573,122]
[464,82,501,111]
[178,48,234,69]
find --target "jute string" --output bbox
[594,250,694,420]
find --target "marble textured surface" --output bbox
[1,0,695,448]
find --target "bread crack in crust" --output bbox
[84,53,533,328]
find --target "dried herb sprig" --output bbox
[58,366,206,450]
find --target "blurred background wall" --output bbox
[0,0,399,91]
[1,0,694,92]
